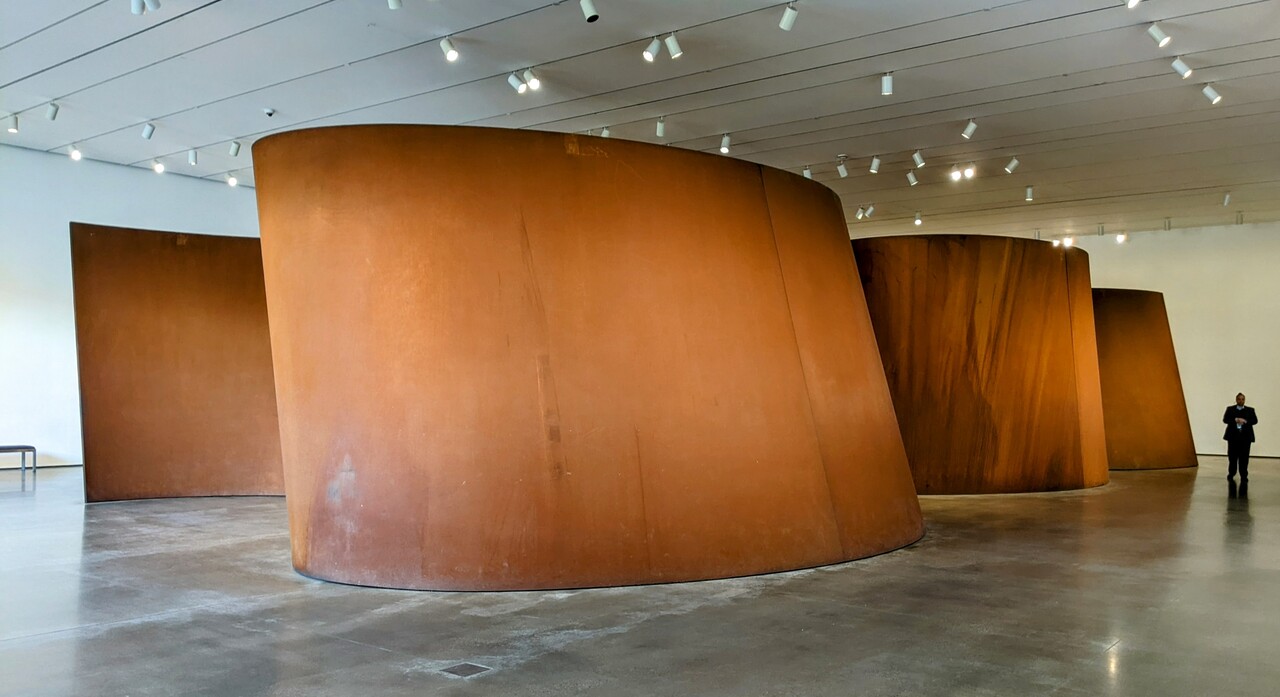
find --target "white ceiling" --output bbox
[3,0,1279,238]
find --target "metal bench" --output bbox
[0,445,37,473]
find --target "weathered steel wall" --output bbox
[71,224,283,502]
[1092,288,1197,470]
[253,125,924,590]
[852,235,1110,494]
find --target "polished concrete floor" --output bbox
[1,458,1276,696]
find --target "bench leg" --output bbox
[20,452,25,474]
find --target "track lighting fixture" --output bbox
[656,116,665,138]
[440,38,458,62]
[1171,57,1192,79]
[643,37,662,62]
[911,150,925,168]
[720,134,731,154]
[600,126,611,138]
[580,0,599,23]
[152,160,165,174]
[507,73,527,94]
[1052,239,1061,247]
[1202,84,1222,104]
[803,166,812,179]
[1097,224,1106,236]
[523,69,541,91]
[1127,0,1142,8]
[141,122,155,139]
[1116,233,1127,243]
[1025,186,1034,201]
[46,103,60,121]
[963,163,975,179]
[779,3,798,31]
[855,207,865,220]
[1223,192,1232,206]
[836,157,848,178]
[144,0,160,11]
[881,73,893,96]
[1004,156,1019,173]
[5,115,16,133]
[69,146,82,161]
[664,33,683,59]
[1147,23,1171,48]
[388,0,402,8]
[188,149,198,166]
[229,141,241,157]
[906,171,918,186]
[865,204,875,217]
[227,175,238,187]
[950,167,962,182]
[1063,237,1074,247]
[131,0,144,14]
[1164,217,1172,231]
[869,155,880,174]
[961,119,977,139]
[914,212,922,226]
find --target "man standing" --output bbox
[1223,393,1259,482]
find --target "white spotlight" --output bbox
[720,133,731,154]
[46,103,60,121]
[152,160,165,174]
[656,116,665,138]
[144,0,161,11]
[229,141,241,157]
[227,175,238,187]
[914,212,923,226]
[865,204,875,217]
[69,146,82,161]
[1025,186,1034,201]
[855,207,865,220]
[141,122,155,139]
[1147,23,1171,48]
[5,115,16,133]
[1202,84,1222,105]
[388,0,402,8]
[869,155,880,174]
[1063,237,1075,247]
[1004,156,1019,173]
[1127,0,1142,8]
[664,33,683,59]
[579,0,599,23]
[600,126,611,138]
[523,69,542,91]
[949,167,962,182]
[440,38,458,62]
[188,149,198,166]
[803,166,812,179]
[507,72,527,93]
[131,0,145,14]
[836,157,848,178]
[643,37,662,62]
[963,163,975,179]
[881,73,893,96]
[1223,192,1231,206]
[1052,239,1062,247]
[906,171,918,186]
[1171,57,1192,79]
[779,3,799,31]
[912,150,925,168]
[961,119,977,139]
[1116,233,1127,243]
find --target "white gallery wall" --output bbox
[1075,223,1280,458]
[0,144,259,467]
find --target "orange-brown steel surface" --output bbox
[253,125,923,591]
[1092,288,1197,470]
[70,224,284,502]
[851,235,1110,494]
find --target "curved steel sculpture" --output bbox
[851,235,1110,494]
[1092,288,1197,470]
[253,125,923,590]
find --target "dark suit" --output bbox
[1223,405,1259,480]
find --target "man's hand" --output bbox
[1236,417,1247,425]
